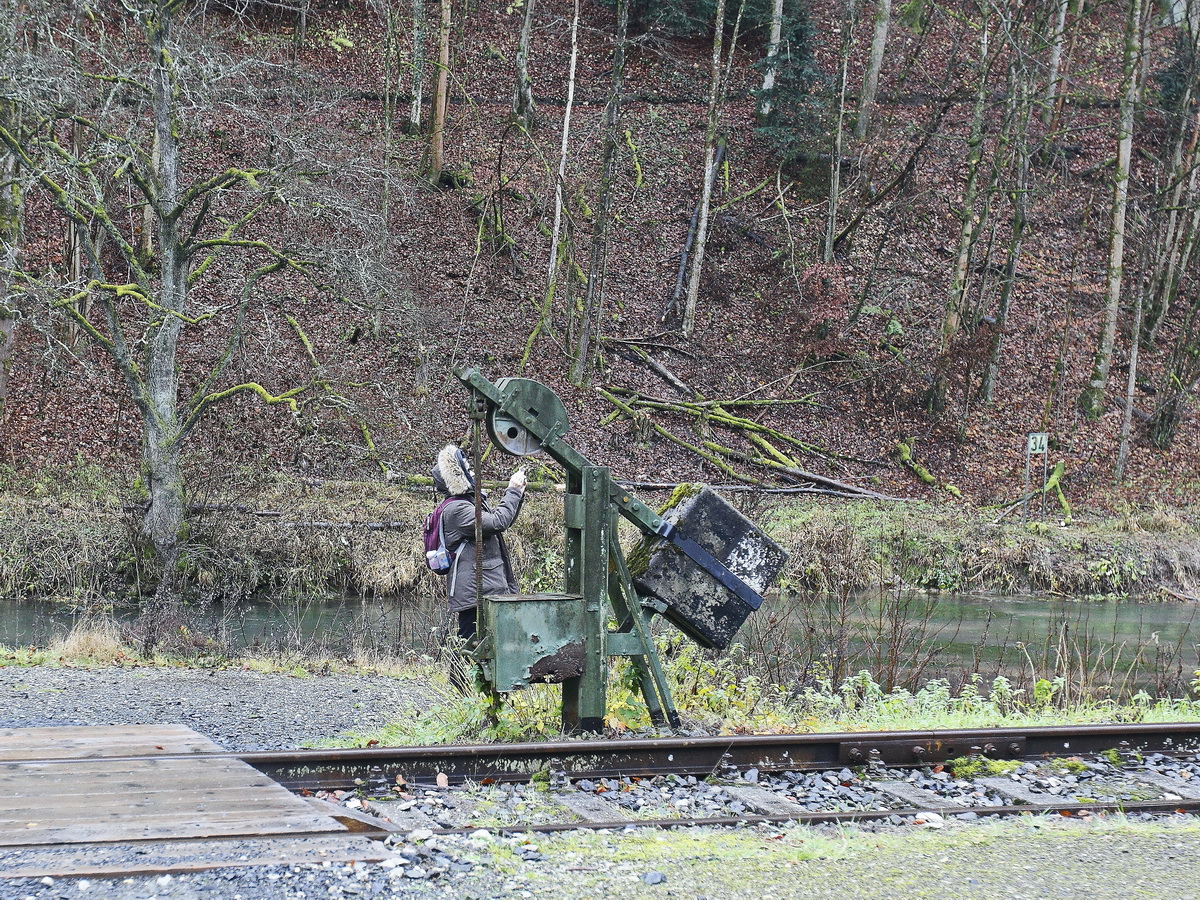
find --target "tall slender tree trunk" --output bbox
[982,85,1032,403]
[0,97,22,427]
[1043,0,1070,126]
[1148,296,1200,448]
[824,0,857,262]
[682,0,729,338]
[1145,110,1200,342]
[855,0,892,140]
[570,0,628,385]
[410,0,427,133]
[1144,3,1200,341]
[1079,0,1141,420]
[429,0,452,183]
[929,11,991,413]
[1045,0,1085,137]
[757,0,784,122]
[513,0,537,129]
[545,0,579,312]
[1113,289,1143,481]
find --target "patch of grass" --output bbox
[331,656,1200,748]
[506,813,1200,900]
[1049,757,1090,776]
[947,756,1023,779]
[49,617,133,666]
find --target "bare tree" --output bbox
[430,0,452,182]
[544,0,579,328]
[1113,287,1143,480]
[513,0,537,129]
[757,0,784,122]
[569,0,628,385]
[683,0,745,338]
[855,0,891,140]
[929,3,995,413]
[410,0,428,133]
[1148,294,1200,448]
[981,33,1036,404]
[0,0,337,631]
[1043,0,1072,126]
[824,0,859,262]
[0,98,19,423]
[1143,0,1200,342]
[1079,0,1142,420]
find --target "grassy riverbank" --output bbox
[3,467,1199,742]
[8,615,1197,746]
[2,467,1198,604]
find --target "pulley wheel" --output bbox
[486,377,570,456]
[488,410,543,456]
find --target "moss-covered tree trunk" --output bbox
[512,0,537,129]
[854,0,891,140]
[140,3,188,623]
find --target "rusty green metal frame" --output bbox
[454,369,681,731]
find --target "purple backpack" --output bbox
[423,498,459,574]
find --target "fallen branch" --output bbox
[727,449,906,501]
[989,459,1071,522]
[599,388,748,481]
[602,334,695,357]
[601,388,901,499]
[615,480,895,498]
[1162,587,1200,602]
[609,387,819,409]
[618,344,696,397]
[895,439,962,499]
[610,387,872,469]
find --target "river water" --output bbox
[3,592,1197,698]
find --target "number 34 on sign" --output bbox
[1026,432,1049,454]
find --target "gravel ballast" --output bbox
[0,664,427,751]
[3,664,1200,898]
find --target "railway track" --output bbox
[6,722,1200,880]
[246,721,1200,836]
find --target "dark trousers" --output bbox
[450,608,478,695]
[456,607,477,641]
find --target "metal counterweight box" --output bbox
[631,488,788,650]
[482,593,587,693]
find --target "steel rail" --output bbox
[428,797,1200,836]
[235,722,1200,792]
[15,723,1198,792]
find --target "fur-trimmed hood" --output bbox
[433,444,474,496]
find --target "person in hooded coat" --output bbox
[431,444,527,641]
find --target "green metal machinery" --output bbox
[455,369,786,733]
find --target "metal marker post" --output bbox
[1025,432,1049,521]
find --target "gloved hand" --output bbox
[508,468,528,494]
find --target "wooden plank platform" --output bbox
[0,835,390,879]
[0,724,224,760]
[0,725,387,878]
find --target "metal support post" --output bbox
[607,523,680,728]
[561,466,609,733]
